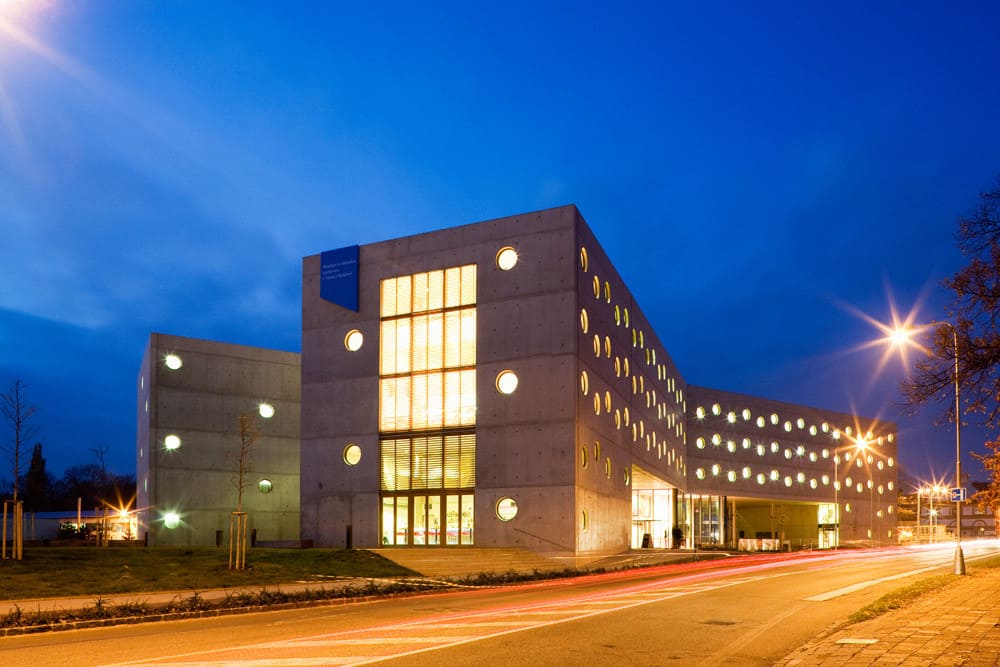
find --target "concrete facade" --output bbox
[686,386,898,548]
[299,205,897,557]
[137,333,301,546]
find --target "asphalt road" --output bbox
[2,542,998,667]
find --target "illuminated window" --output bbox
[809,425,818,436]
[742,437,751,449]
[580,371,589,395]
[756,416,765,428]
[770,469,779,481]
[809,478,818,489]
[696,406,705,419]
[796,418,805,429]
[711,403,721,416]
[496,371,519,394]
[582,510,589,531]
[784,476,793,487]
[344,444,362,466]
[604,391,612,413]
[163,512,181,529]
[580,308,589,333]
[712,433,722,446]
[258,403,275,419]
[604,281,611,303]
[623,308,630,328]
[756,444,765,456]
[796,445,805,457]
[592,334,601,357]
[593,276,600,299]
[614,305,621,326]
[809,452,818,462]
[727,470,737,482]
[696,437,706,449]
[581,447,588,468]
[594,441,601,460]
[770,413,779,425]
[496,246,518,270]
[344,329,364,351]
[258,479,273,494]
[711,464,721,476]
[822,474,830,485]
[783,421,792,432]
[605,457,612,478]
[726,411,737,424]
[770,441,779,453]
[604,336,612,357]
[822,422,830,433]
[496,497,518,521]
[742,466,751,479]
[593,394,601,415]
[888,457,895,467]
[696,467,706,479]
[742,408,751,421]
[580,247,589,271]
[796,472,805,483]
[164,434,181,451]
[164,354,183,370]
[380,434,475,491]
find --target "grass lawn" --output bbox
[0,547,415,600]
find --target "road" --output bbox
[2,541,998,667]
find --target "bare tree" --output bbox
[1,379,39,502]
[230,413,258,570]
[234,414,258,512]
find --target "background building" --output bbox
[137,333,301,546]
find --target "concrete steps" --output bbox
[369,547,576,578]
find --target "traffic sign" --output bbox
[950,487,967,502]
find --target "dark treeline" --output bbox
[3,443,136,513]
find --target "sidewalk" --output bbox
[777,566,1000,666]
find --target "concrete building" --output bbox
[137,333,301,546]
[297,205,898,557]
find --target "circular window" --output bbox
[258,479,273,494]
[581,446,588,468]
[496,497,518,521]
[164,434,182,451]
[624,468,630,486]
[343,443,362,466]
[496,246,518,271]
[496,370,519,394]
[258,402,275,419]
[163,512,181,529]
[344,329,364,351]
[164,354,183,370]
[582,509,589,532]
[604,457,612,478]
[580,308,589,334]
[579,247,589,272]
[580,371,589,395]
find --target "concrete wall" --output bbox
[138,333,301,546]
[685,385,899,543]
[301,206,585,552]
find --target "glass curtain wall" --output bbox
[378,265,477,546]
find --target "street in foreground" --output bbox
[2,542,998,667]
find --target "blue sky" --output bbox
[1,2,998,486]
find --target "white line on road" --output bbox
[805,565,941,601]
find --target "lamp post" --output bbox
[892,322,965,574]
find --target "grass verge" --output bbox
[0,546,414,599]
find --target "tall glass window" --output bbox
[379,264,477,545]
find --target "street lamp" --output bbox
[891,322,966,575]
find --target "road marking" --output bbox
[805,565,941,601]
[836,638,878,645]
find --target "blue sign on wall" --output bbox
[320,245,360,311]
